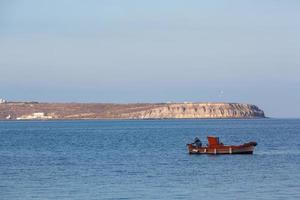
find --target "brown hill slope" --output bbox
[0,102,265,120]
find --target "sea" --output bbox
[0,119,299,200]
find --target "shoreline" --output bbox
[0,102,265,120]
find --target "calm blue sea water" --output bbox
[0,119,299,200]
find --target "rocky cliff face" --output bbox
[120,103,265,119]
[0,102,265,119]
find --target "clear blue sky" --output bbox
[0,0,300,117]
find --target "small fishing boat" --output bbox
[187,136,257,154]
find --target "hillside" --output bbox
[0,102,265,120]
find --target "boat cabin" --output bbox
[207,136,223,147]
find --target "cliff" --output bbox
[0,102,265,120]
[119,103,265,119]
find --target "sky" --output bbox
[0,0,300,117]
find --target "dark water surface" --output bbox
[0,119,299,200]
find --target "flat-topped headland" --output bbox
[0,102,265,120]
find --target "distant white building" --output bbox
[16,112,53,120]
[0,98,7,104]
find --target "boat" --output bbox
[187,136,257,154]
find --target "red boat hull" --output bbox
[187,141,257,155]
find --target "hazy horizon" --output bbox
[1,0,300,118]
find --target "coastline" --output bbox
[0,102,265,120]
